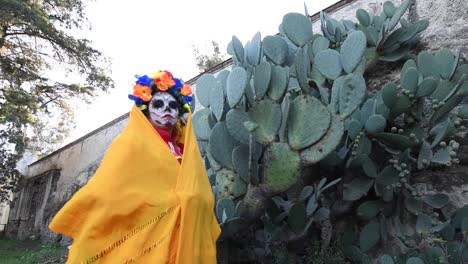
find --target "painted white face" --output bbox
[148,92,179,130]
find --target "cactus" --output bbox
[300,115,344,165]
[287,203,307,233]
[338,74,367,118]
[196,73,217,107]
[193,108,212,140]
[343,177,374,201]
[295,46,312,93]
[216,198,236,223]
[417,141,432,169]
[253,61,271,98]
[262,143,301,194]
[340,30,367,74]
[209,122,239,170]
[267,65,289,101]
[312,36,330,55]
[401,67,419,93]
[192,2,468,262]
[406,257,424,264]
[281,13,313,47]
[416,213,432,234]
[432,80,455,102]
[229,35,245,64]
[417,51,440,78]
[232,146,250,183]
[416,77,439,97]
[365,114,386,134]
[245,32,262,66]
[225,109,251,144]
[315,49,343,80]
[263,35,289,65]
[424,193,449,208]
[215,169,247,200]
[249,99,282,144]
[288,95,331,150]
[209,79,225,121]
[357,200,383,220]
[226,67,248,108]
[356,9,371,27]
[359,222,381,252]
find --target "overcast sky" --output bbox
[63,0,339,145]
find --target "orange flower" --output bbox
[133,84,152,102]
[180,84,192,96]
[153,71,175,91]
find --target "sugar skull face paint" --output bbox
[148,92,179,130]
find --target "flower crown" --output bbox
[128,70,193,113]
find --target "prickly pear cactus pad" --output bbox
[262,142,300,194]
[300,115,344,165]
[215,169,247,200]
[208,122,239,170]
[288,95,331,150]
[248,99,282,144]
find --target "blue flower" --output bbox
[183,96,193,103]
[168,88,178,96]
[173,78,184,89]
[136,75,153,87]
[128,94,144,106]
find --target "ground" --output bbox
[0,237,67,264]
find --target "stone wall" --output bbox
[5,114,128,242]
[0,202,10,232]
[5,0,468,243]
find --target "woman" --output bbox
[49,70,221,263]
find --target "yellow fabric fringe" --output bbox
[49,106,221,263]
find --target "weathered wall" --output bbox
[5,0,468,244]
[415,0,468,55]
[0,202,10,232]
[5,115,128,241]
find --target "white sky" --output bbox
[63,0,339,145]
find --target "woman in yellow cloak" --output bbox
[49,70,221,263]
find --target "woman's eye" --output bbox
[169,101,178,109]
[152,100,164,108]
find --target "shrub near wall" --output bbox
[195,1,468,263]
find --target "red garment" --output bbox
[154,127,184,163]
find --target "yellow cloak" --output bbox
[49,106,221,264]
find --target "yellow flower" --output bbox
[152,71,165,79]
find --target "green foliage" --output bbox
[0,0,113,202]
[193,1,468,263]
[0,238,66,264]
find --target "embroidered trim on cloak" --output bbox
[122,232,171,264]
[83,206,176,264]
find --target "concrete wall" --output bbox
[5,0,468,242]
[5,115,128,241]
[0,202,10,232]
